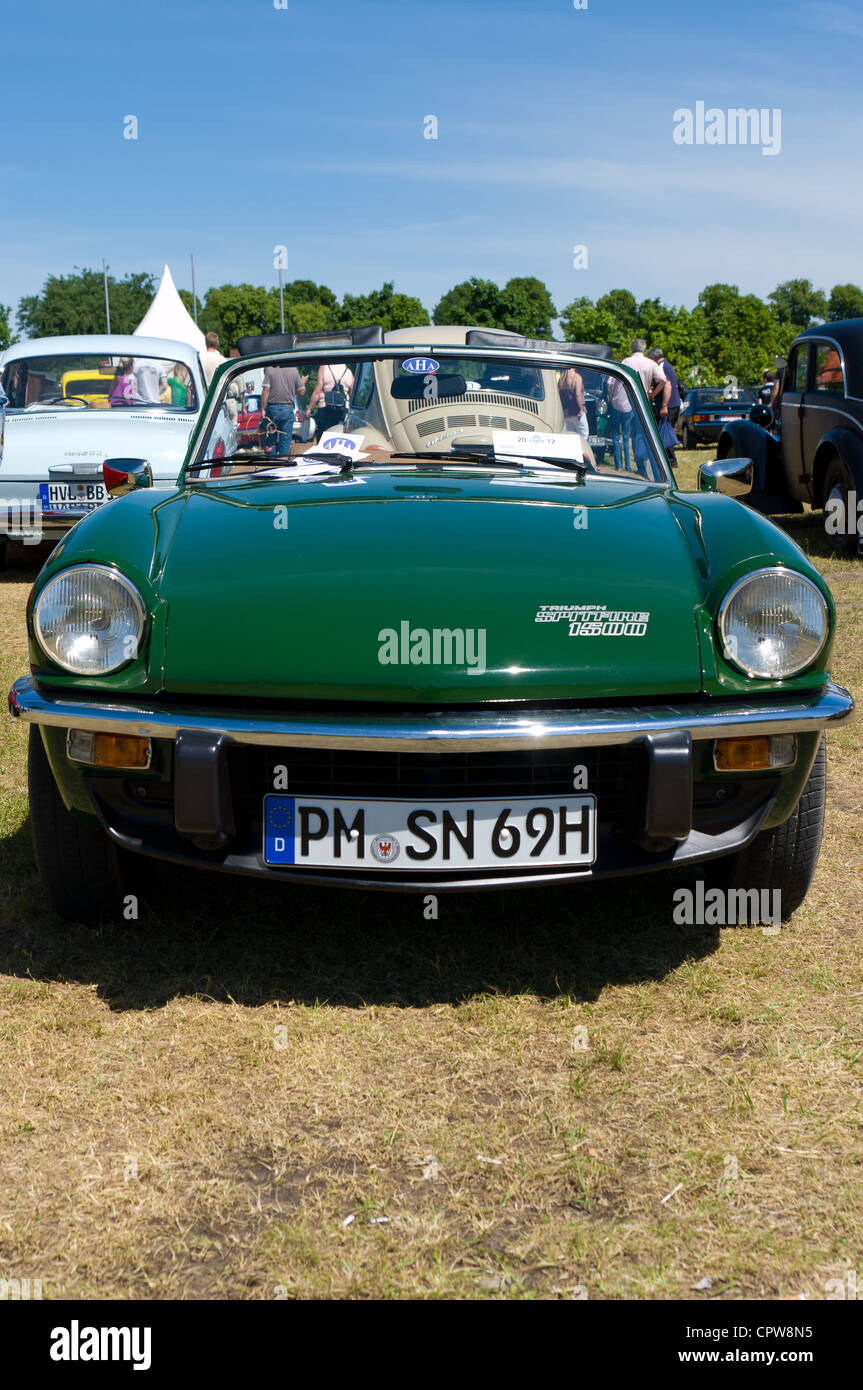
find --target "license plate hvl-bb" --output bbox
[39,481,107,512]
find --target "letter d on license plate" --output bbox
[263,794,596,870]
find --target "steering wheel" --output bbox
[58,395,89,408]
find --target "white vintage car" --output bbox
[0,334,233,562]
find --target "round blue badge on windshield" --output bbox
[401,357,439,374]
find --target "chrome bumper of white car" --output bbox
[8,676,855,750]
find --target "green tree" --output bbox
[827,283,863,322]
[202,280,342,343]
[0,304,15,351]
[17,268,155,337]
[558,296,624,353]
[433,277,504,328]
[282,279,339,322]
[597,288,638,329]
[768,278,828,337]
[697,283,785,383]
[560,288,642,357]
[498,276,557,337]
[201,283,281,346]
[637,301,705,381]
[289,302,337,334]
[178,288,204,323]
[341,281,428,332]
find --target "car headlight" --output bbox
[33,565,146,675]
[718,567,829,679]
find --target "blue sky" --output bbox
[1,0,860,329]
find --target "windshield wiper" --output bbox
[403,445,586,474]
[186,451,273,474]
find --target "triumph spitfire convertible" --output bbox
[8,326,854,922]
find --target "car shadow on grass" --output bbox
[0,540,57,578]
[0,817,721,1011]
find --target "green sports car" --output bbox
[7,326,854,922]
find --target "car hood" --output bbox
[157,469,706,702]
[1,409,194,481]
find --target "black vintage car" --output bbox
[708,319,863,553]
[678,386,756,449]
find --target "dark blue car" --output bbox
[678,387,756,449]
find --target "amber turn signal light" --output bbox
[67,729,152,769]
[713,734,796,772]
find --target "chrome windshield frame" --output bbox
[185,345,673,486]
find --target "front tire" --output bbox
[28,726,126,922]
[718,737,827,921]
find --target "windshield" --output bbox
[694,388,755,406]
[1,353,199,412]
[191,348,670,484]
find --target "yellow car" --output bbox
[60,367,115,407]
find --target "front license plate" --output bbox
[263,794,597,870]
[39,481,107,512]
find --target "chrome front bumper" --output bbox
[8,676,855,751]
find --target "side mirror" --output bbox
[749,403,774,428]
[698,457,753,497]
[103,457,153,497]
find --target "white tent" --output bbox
[134,263,205,352]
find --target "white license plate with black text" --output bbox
[263,794,597,870]
[39,481,107,512]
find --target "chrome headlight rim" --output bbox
[718,565,830,681]
[33,563,147,676]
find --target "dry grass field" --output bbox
[1,450,861,1300]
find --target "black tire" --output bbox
[719,737,827,921]
[28,725,126,922]
[0,538,7,570]
[821,454,857,554]
[682,424,694,450]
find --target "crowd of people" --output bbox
[200,331,357,457]
[560,338,682,470]
[204,325,793,471]
[107,357,196,408]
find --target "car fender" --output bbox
[715,420,797,513]
[811,427,863,508]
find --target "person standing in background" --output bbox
[200,331,243,421]
[134,358,167,404]
[558,365,588,438]
[624,339,670,416]
[261,360,306,458]
[167,362,193,408]
[306,362,355,438]
[200,331,227,388]
[108,357,135,405]
[621,339,669,473]
[647,346,680,467]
